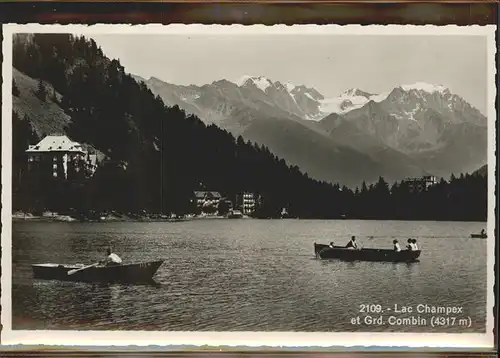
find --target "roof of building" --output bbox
[193,191,222,199]
[404,175,437,182]
[26,135,86,153]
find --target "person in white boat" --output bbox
[101,247,123,266]
[406,238,413,251]
[412,239,419,251]
[345,236,358,249]
[393,239,401,252]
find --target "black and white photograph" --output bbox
[1,24,496,347]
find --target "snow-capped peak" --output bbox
[400,82,449,94]
[285,82,296,92]
[235,75,253,86]
[316,82,454,117]
[339,88,372,98]
[236,75,272,92]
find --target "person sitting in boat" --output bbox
[406,238,413,251]
[345,236,358,249]
[101,247,123,266]
[412,239,419,251]
[393,239,401,252]
[481,229,486,236]
[329,241,335,248]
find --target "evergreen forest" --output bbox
[11,34,488,221]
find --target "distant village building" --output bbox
[193,191,222,209]
[26,135,98,180]
[236,192,260,215]
[403,175,438,192]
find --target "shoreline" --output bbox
[11,212,486,223]
[11,211,252,223]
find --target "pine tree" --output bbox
[10,33,488,221]
[36,78,46,101]
[12,78,20,97]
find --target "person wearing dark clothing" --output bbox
[346,236,358,249]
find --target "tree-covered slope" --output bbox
[11,34,347,217]
[11,33,487,221]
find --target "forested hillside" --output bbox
[12,34,348,218]
[11,34,487,221]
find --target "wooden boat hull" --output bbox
[470,234,487,239]
[32,260,164,283]
[314,243,420,263]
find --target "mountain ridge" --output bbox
[133,74,487,185]
[10,33,488,222]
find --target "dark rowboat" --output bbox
[32,260,164,283]
[314,243,420,263]
[470,233,487,239]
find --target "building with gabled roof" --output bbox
[402,175,438,192]
[26,134,98,180]
[26,135,85,154]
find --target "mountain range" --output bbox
[133,74,488,187]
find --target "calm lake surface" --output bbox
[12,219,487,332]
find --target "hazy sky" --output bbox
[89,34,488,114]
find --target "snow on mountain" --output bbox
[237,75,272,92]
[305,93,315,101]
[400,82,449,94]
[369,91,391,103]
[204,76,475,124]
[316,82,460,119]
[339,88,373,98]
[235,75,252,86]
[285,83,295,92]
[143,74,481,127]
[318,88,375,116]
[137,74,486,184]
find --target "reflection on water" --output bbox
[12,219,487,332]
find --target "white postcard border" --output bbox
[1,23,496,348]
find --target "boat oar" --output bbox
[67,262,99,276]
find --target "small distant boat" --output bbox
[32,260,164,283]
[470,233,487,239]
[314,243,420,263]
[227,210,243,219]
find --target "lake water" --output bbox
[11,219,487,332]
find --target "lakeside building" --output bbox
[403,175,438,192]
[193,191,223,209]
[26,134,98,180]
[236,192,261,215]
